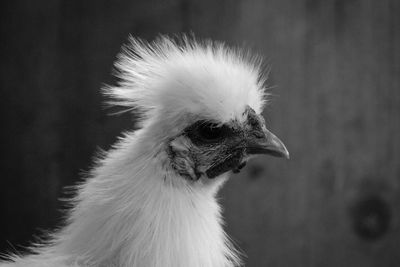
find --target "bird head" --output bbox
[107,36,289,182]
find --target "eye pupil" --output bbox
[198,123,223,140]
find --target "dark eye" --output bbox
[197,122,225,141]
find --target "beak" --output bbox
[247,129,290,159]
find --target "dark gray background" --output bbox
[1,0,399,266]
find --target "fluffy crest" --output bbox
[105,35,269,124]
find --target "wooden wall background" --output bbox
[1,0,399,266]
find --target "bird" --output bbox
[1,35,289,267]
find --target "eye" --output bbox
[185,120,233,145]
[197,122,225,141]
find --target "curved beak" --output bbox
[247,129,290,159]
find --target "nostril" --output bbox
[252,131,264,139]
[249,119,258,128]
[249,118,260,129]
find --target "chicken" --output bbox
[1,35,289,267]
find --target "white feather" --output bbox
[1,35,268,267]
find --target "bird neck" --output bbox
[52,131,239,267]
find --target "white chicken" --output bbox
[1,36,289,267]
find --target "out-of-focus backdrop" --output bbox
[1,0,399,266]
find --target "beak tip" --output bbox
[284,151,290,160]
[275,147,290,159]
[280,144,290,159]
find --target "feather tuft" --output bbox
[104,35,269,124]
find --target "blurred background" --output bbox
[1,0,399,266]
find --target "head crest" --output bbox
[104,35,269,124]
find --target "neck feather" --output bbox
[48,131,240,267]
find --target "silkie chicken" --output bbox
[1,36,289,267]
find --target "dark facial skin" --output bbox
[185,120,246,179]
[168,106,286,181]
